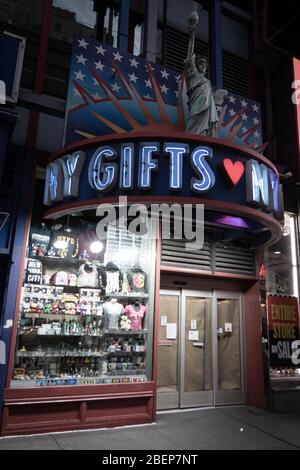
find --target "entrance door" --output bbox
[213,291,244,406]
[157,289,244,409]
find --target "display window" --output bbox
[259,213,300,383]
[11,211,156,388]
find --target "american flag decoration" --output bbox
[65,35,266,153]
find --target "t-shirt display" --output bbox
[127,266,147,293]
[102,299,124,330]
[124,303,146,331]
[98,262,122,295]
[48,231,80,259]
[12,222,152,387]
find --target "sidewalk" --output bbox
[1,406,300,450]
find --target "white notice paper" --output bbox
[166,323,177,340]
[161,316,168,327]
[191,320,197,330]
[189,330,199,341]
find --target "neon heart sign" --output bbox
[223,159,245,186]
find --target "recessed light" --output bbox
[90,241,104,254]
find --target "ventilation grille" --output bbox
[161,238,256,275]
[214,243,256,275]
[165,26,251,97]
[104,225,150,272]
[161,239,212,270]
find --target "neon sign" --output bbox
[44,141,283,220]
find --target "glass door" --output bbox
[157,289,244,410]
[157,291,180,410]
[180,291,213,408]
[213,291,244,406]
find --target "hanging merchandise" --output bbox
[127,265,147,293]
[124,301,146,331]
[121,271,131,293]
[29,225,51,257]
[68,273,78,286]
[102,298,124,330]
[47,230,80,259]
[98,262,122,295]
[25,258,43,284]
[77,262,99,288]
[50,271,69,286]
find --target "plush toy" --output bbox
[43,303,52,315]
[22,299,31,313]
[119,314,131,331]
[51,303,60,314]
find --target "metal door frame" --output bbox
[157,289,245,410]
[180,290,214,408]
[212,290,245,406]
[157,290,181,410]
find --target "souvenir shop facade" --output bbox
[0,127,285,435]
[1,0,300,436]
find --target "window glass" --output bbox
[12,200,156,388]
[260,213,300,383]
[0,0,43,89]
[46,0,98,98]
[265,214,298,297]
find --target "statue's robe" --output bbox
[184,54,219,137]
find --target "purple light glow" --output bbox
[214,215,250,229]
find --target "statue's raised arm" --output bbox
[184,7,220,137]
[186,9,199,61]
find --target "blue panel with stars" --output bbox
[65,35,263,152]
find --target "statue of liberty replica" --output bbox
[184,8,226,137]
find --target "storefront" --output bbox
[0,115,285,435]
[2,4,299,432]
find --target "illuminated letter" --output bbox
[164,143,189,190]
[44,159,64,205]
[246,160,270,208]
[138,143,159,190]
[88,146,118,193]
[62,151,86,198]
[268,169,280,213]
[120,143,134,190]
[190,146,215,192]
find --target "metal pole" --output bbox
[209,0,223,89]
[117,0,130,53]
[145,0,158,63]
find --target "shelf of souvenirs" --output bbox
[31,255,89,265]
[16,350,146,358]
[18,327,149,337]
[20,313,83,320]
[18,324,148,337]
[23,283,80,294]
[22,283,149,299]
[18,329,104,337]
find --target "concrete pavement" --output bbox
[0,406,300,450]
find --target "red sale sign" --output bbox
[267,295,300,368]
